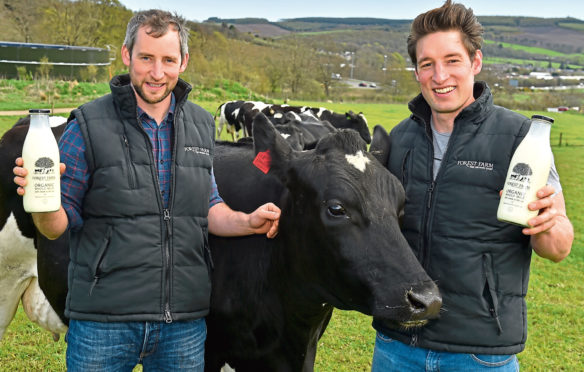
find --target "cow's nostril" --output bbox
[406,287,442,318]
[407,291,428,311]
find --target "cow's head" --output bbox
[252,113,441,328]
[345,110,372,144]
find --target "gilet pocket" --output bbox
[89,225,113,296]
[482,253,503,334]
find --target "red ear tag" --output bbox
[253,150,271,174]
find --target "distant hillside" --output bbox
[206,17,412,35]
[207,15,584,66]
[479,16,584,55]
[230,23,291,37]
[277,17,412,32]
[208,16,584,49]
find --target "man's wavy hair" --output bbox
[123,9,190,62]
[407,0,483,67]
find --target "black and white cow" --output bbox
[0,115,442,372]
[261,105,372,145]
[0,116,68,341]
[216,100,274,140]
[216,101,371,145]
[308,107,371,144]
[216,100,246,140]
[205,113,441,371]
[270,111,337,150]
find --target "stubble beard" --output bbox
[132,81,172,105]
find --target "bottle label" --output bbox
[502,162,532,207]
[31,157,58,196]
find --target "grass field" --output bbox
[484,40,569,58]
[483,56,584,70]
[1,99,583,371]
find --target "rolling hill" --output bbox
[205,16,584,64]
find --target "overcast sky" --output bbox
[118,0,584,23]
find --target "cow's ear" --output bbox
[369,125,390,167]
[252,113,293,177]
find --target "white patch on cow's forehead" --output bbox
[280,133,291,139]
[345,150,370,172]
[274,113,283,119]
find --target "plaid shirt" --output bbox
[59,94,223,230]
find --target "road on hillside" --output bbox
[342,78,379,89]
[0,108,75,116]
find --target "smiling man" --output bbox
[13,9,280,372]
[370,1,573,371]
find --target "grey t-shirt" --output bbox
[430,120,562,192]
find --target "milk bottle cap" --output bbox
[531,115,554,124]
[29,109,51,114]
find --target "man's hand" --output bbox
[208,202,281,238]
[248,202,281,238]
[13,157,66,196]
[522,184,559,236]
[524,185,573,262]
[13,157,69,240]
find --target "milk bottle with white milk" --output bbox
[22,109,61,212]
[497,115,553,227]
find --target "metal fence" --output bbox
[0,41,112,80]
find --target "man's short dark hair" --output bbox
[407,0,483,67]
[124,9,190,62]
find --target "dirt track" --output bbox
[0,108,75,116]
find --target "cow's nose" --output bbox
[407,283,442,319]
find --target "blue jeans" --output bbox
[66,318,206,372]
[371,331,519,372]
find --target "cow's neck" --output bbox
[278,295,334,372]
[268,220,335,371]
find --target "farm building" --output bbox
[0,41,112,80]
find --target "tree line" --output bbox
[0,0,422,101]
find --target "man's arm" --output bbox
[524,186,573,263]
[31,208,69,240]
[14,158,69,240]
[208,202,280,239]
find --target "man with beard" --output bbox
[13,9,280,371]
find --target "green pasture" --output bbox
[483,56,584,70]
[1,97,583,371]
[558,22,584,32]
[484,39,570,58]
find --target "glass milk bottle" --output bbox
[497,115,553,227]
[22,109,61,212]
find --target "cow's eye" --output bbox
[326,201,347,217]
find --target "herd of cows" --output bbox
[0,101,442,371]
[216,100,371,147]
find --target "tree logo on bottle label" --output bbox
[509,162,532,183]
[34,157,55,174]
